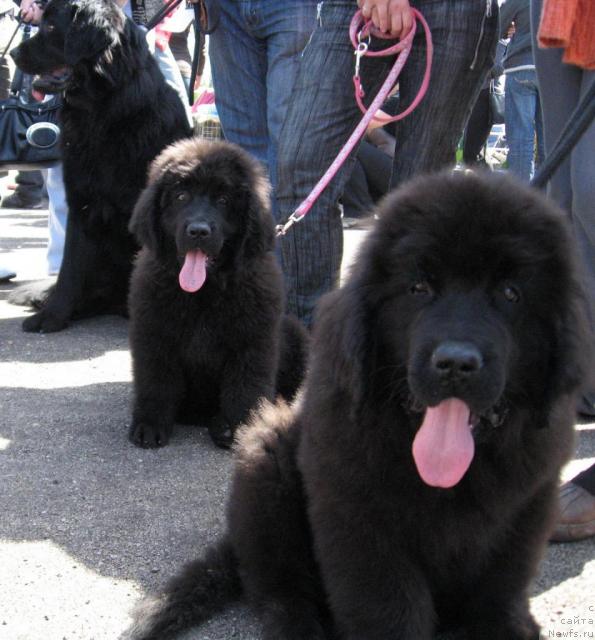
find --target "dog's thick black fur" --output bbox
[126,172,589,640]
[10,0,191,333]
[127,138,308,449]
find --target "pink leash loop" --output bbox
[277,9,433,236]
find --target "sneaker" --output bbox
[0,192,46,210]
[550,481,595,543]
[0,267,16,282]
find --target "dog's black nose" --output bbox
[186,222,211,239]
[431,341,483,378]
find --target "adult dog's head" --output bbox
[11,0,130,93]
[130,138,274,292]
[314,171,590,488]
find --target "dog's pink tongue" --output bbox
[179,249,207,292]
[412,398,474,488]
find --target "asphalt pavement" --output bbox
[0,182,593,640]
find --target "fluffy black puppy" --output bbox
[10,0,191,333]
[127,138,308,449]
[127,171,589,640]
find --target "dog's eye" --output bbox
[502,284,521,303]
[216,195,229,207]
[175,191,189,202]
[45,24,55,33]
[410,281,433,296]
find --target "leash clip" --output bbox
[354,40,368,78]
[276,211,303,236]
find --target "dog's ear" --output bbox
[129,147,182,252]
[240,170,275,259]
[547,282,593,406]
[64,1,122,66]
[312,285,370,414]
[129,181,164,253]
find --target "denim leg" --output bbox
[276,1,390,326]
[208,3,270,168]
[504,69,541,182]
[535,95,545,167]
[391,0,498,188]
[277,0,497,326]
[46,164,68,276]
[207,0,317,183]
[264,3,319,194]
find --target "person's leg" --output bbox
[570,68,595,415]
[275,0,391,326]
[262,0,318,196]
[531,0,595,542]
[504,69,540,182]
[207,1,269,169]
[531,0,580,212]
[532,0,595,415]
[390,0,499,188]
[341,156,375,220]
[358,139,393,198]
[152,43,193,129]
[534,89,545,168]
[46,164,67,276]
[2,170,45,209]
[0,11,16,100]
[463,87,492,165]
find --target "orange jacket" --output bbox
[538,0,595,69]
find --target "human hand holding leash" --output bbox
[357,0,413,39]
[19,0,45,25]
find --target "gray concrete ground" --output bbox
[0,183,593,640]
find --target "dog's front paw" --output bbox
[22,309,68,333]
[129,420,172,448]
[207,419,235,449]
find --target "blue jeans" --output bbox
[276,0,499,326]
[504,69,544,182]
[207,0,319,192]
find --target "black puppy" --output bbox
[127,138,308,449]
[11,0,191,333]
[127,171,589,640]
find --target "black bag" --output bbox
[489,79,505,126]
[0,91,61,170]
[0,24,61,171]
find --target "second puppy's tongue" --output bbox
[412,398,475,488]
[179,249,207,292]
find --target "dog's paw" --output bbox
[129,421,172,448]
[8,279,55,309]
[207,419,235,449]
[22,309,68,333]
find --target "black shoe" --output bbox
[207,420,235,449]
[0,192,46,210]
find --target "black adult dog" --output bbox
[10,0,191,333]
[127,138,308,449]
[127,171,591,640]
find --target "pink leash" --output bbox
[277,8,433,236]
